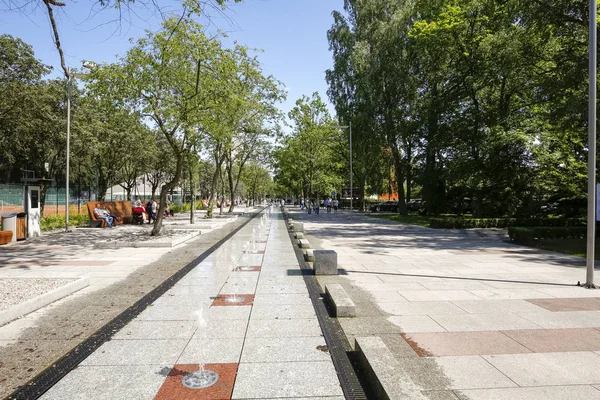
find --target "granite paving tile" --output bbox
[246,318,322,338]
[516,311,600,329]
[401,356,517,390]
[250,303,317,319]
[526,297,600,312]
[255,283,309,294]
[80,339,188,365]
[231,361,343,399]
[378,301,467,316]
[253,293,312,306]
[39,365,167,400]
[191,319,249,339]
[177,337,244,364]
[388,316,448,333]
[240,336,331,363]
[467,289,555,300]
[431,313,542,332]
[452,300,549,314]
[113,320,197,340]
[402,331,532,356]
[483,352,600,386]
[399,290,483,302]
[502,328,600,353]
[455,385,600,400]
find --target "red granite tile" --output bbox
[155,363,238,400]
[502,328,600,352]
[211,294,255,307]
[527,297,600,312]
[401,331,531,357]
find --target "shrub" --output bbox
[41,214,89,231]
[429,217,585,229]
[508,226,587,242]
[170,203,191,213]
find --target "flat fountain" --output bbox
[182,304,219,389]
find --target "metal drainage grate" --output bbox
[182,370,219,389]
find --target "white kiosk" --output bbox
[22,178,52,238]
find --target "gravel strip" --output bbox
[0,278,76,312]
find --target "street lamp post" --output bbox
[586,0,598,288]
[333,123,352,213]
[65,66,92,232]
[66,68,71,232]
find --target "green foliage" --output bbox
[170,203,191,213]
[273,93,345,200]
[429,217,586,229]
[324,0,593,218]
[508,226,587,243]
[41,214,89,231]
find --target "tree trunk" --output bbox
[152,152,183,236]
[391,145,407,214]
[189,167,196,224]
[227,163,235,213]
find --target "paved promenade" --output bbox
[293,208,600,400]
[34,208,343,399]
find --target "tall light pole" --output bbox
[585,0,598,288]
[333,123,352,213]
[66,68,71,232]
[65,65,93,232]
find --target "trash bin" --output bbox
[1,212,17,243]
[16,212,26,241]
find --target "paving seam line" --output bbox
[282,208,368,400]
[6,208,265,400]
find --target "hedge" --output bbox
[429,217,586,229]
[508,226,587,243]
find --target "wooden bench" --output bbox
[0,231,13,245]
[87,201,134,228]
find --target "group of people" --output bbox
[93,196,174,228]
[301,197,338,215]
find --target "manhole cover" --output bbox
[182,370,219,389]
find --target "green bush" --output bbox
[429,217,586,229]
[41,214,89,231]
[508,226,587,243]
[170,203,191,213]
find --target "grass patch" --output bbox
[516,238,600,259]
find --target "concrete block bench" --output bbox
[298,239,311,249]
[325,284,355,317]
[303,248,314,262]
[355,336,421,400]
[293,222,304,232]
[314,250,337,275]
[294,232,304,239]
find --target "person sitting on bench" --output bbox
[93,205,114,228]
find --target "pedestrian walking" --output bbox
[326,197,332,213]
[333,199,339,213]
[313,199,320,215]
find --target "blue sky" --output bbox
[0,0,344,117]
